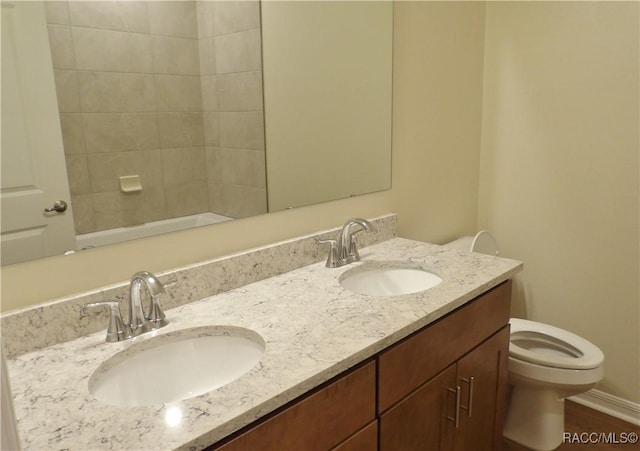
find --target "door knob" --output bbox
[44,200,68,213]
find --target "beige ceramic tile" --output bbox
[122,185,167,225]
[155,75,203,112]
[214,29,262,74]
[122,113,161,151]
[152,35,200,76]
[203,112,221,147]
[218,148,266,188]
[165,180,209,218]
[161,147,207,185]
[205,146,223,182]
[212,1,260,36]
[157,112,205,148]
[90,191,124,231]
[196,0,216,39]
[59,114,86,155]
[70,194,95,235]
[68,1,150,34]
[218,111,265,150]
[82,114,126,153]
[44,1,70,25]
[200,75,220,112]
[86,153,118,192]
[208,182,267,218]
[206,180,230,217]
[217,71,263,111]
[117,1,152,34]
[198,36,217,76]
[82,113,160,153]
[47,25,75,69]
[77,72,156,113]
[91,184,167,231]
[210,1,240,36]
[53,70,81,112]
[65,154,91,195]
[237,1,261,31]
[148,1,198,39]
[86,149,164,193]
[71,27,153,73]
[119,194,150,227]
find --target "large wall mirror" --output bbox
[0,0,392,265]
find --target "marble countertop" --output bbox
[7,237,522,451]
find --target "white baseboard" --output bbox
[569,389,640,426]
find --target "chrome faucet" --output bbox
[319,218,374,268]
[84,271,168,342]
[128,271,168,335]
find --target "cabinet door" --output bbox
[379,364,457,451]
[454,327,509,451]
[214,362,376,451]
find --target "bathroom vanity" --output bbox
[213,281,511,451]
[2,215,522,450]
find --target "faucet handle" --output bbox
[84,301,130,342]
[346,235,361,262]
[146,294,168,330]
[318,238,338,268]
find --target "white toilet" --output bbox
[505,318,604,450]
[444,231,605,451]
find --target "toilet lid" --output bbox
[509,318,604,370]
[470,230,499,256]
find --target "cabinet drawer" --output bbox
[215,361,376,451]
[378,280,511,412]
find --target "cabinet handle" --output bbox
[461,376,475,417]
[446,386,461,428]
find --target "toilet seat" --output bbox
[509,318,604,370]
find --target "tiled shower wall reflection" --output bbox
[45,1,267,234]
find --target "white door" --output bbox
[1,1,76,265]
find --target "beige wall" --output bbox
[479,2,639,403]
[391,2,486,244]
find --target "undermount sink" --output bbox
[339,263,443,296]
[88,326,265,407]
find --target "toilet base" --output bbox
[504,384,565,451]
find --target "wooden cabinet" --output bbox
[378,281,511,451]
[211,281,512,451]
[213,361,376,451]
[379,364,458,450]
[378,327,509,451]
[332,421,378,451]
[453,327,509,451]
